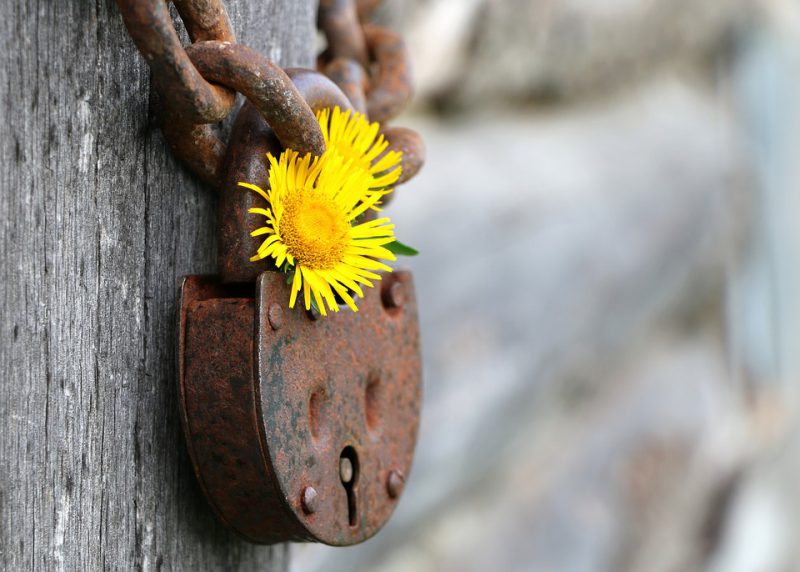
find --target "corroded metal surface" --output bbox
[117,0,238,185]
[178,271,422,544]
[364,25,414,124]
[324,57,369,115]
[119,0,423,188]
[174,0,236,43]
[163,45,331,187]
[116,0,236,123]
[381,126,426,187]
[217,102,280,283]
[186,41,326,157]
[162,120,227,187]
[356,0,381,22]
[317,1,414,125]
[287,68,355,114]
[319,0,369,67]
[316,10,424,185]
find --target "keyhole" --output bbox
[339,446,359,527]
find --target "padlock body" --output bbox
[178,271,421,545]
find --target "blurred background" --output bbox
[296,1,800,570]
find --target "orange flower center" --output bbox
[279,189,349,270]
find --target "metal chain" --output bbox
[117,0,236,124]
[318,0,414,122]
[166,42,326,185]
[117,0,423,188]
[317,1,423,186]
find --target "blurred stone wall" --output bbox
[387,0,754,106]
[292,1,800,571]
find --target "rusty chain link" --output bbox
[318,3,412,123]
[317,1,423,186]
[117,0,424,188]
[356,0,381,21]
[117,0,236,124]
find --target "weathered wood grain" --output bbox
[0,1,315,569]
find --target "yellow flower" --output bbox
[239,149,397,316]
[316,107,403,200]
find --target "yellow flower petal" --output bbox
[239,113,404,314]
[316,106,404,202]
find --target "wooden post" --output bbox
[0,1,316,569]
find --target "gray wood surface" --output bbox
[0,1,315,569]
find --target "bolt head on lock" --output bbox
[178,270,422,545]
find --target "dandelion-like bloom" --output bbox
[239,150,397,316]
[316,107,403,197]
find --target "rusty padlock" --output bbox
[177,69,422,545]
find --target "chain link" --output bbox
[318,0,369,66]
[318,0,424,188]
[118,0,424,188]
[162,41,325,186]
[318,0,414,123]
[173,0,235,43]
[116,0,236,124]
[361,25,413,124]
[356,0,381,23]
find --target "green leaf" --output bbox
[386,240,419,256]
